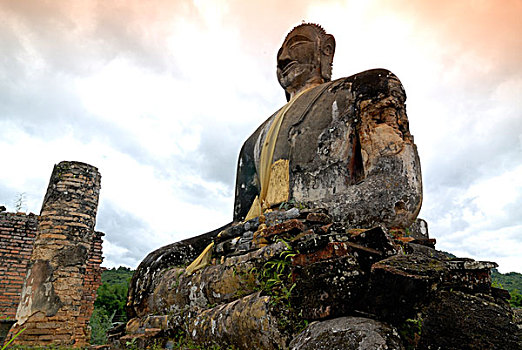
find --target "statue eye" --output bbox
[290,41,305,49]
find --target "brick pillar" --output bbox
[12,161,102,347]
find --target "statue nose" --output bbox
[278,48,292,70]
[278,45,291,62]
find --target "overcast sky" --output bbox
[1,0,521,273]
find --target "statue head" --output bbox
[277,23,336,101]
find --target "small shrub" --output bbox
[510,289,522,308]
[90,308,114,345]
[399,317,423,350]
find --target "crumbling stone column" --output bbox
[12,161,101,347]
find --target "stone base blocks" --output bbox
[124,208,520,349]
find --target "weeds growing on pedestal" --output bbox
[0,316,25,350]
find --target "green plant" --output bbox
[90,308,115,345]
[295,317,309,334]
[258,240,297,307]
[399,317,423,350]
[125,336,138,350]
[492,280,504,289]
[94,283,127,322]
[490,268,522,307]
[491,269,522,293]
[278,199,306,211]
[1,328,26,350]
[13,193,26,213]
[510,289,522,308]
[90,267,134,345]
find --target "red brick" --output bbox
[292,242,352,266]
[263,219,306,239]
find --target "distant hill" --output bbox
[101,266,134,285]
[491,269,522,293]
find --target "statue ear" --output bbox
[321,34,336,81]
[321,34,336,57]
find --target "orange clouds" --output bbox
[375,0,522,78]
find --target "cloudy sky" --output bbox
[1,0,521,273]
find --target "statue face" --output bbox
[277,25,322,93]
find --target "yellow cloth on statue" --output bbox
[185,87,312,275]
[184,241,215,275]
[244,86,312,221]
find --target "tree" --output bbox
[90,266,134,344]
[510,289,522,308]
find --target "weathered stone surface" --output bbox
[16,260,62,317]
[407,218,429,239]
[289,316,405,350]
[233,24,422,230]
[366,243,500,323]
[122,213,521,349]
[128,23,423,334]
[417,290,521,350]
[9,161,103,347]
[346,226,398,258]
[127,222,230,318]
[305,212,332,224]
[187,292,287,350]
[0,211,38,319]
[122,207,522,349]
[234,68,423,230]
[291,242,365,319]
[142,241,287,318]
[368,251,448,316]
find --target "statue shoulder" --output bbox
[331,68,406,103]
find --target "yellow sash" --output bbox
[244,86,312,221]
[185,87,312,275]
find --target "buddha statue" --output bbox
[234,23,422,227]
[126,23,422,319]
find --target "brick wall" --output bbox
[0,211,37,319]
[79,230,105,339]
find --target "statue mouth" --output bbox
[281,60,298,74]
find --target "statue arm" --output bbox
[233,136,260,221]
[345,69,422,228]
[294,69,422,228]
